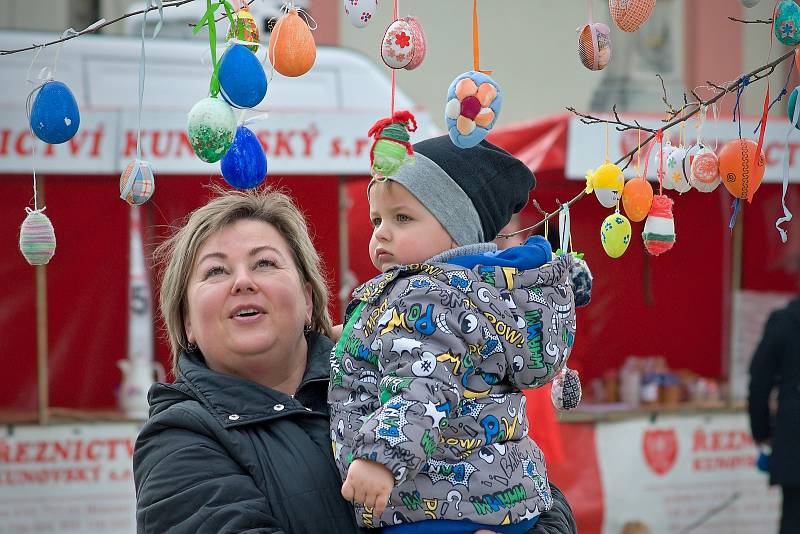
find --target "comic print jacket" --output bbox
[329,253,576,528]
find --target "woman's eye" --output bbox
[371,217,382,228]
[204,266,225,278]
[255,258,276,269]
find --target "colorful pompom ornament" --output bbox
[120,159,155,205]
[368,110,417,178]
[343,0,377,28]
[445,71,501,149]
[268,8,316,77]
[609,0,656,32]
[552,367,582,411]
[19,209,56,265]
[585,161,624,208]
[665,146,691,193]
[187,97,237,163]
[226,6,260,51]
[622,176,653,222]
[601,211,632,258]
[774,0,800,46]
[221,126,267,189]
[642,194,675,256]
[718,138,765,202]
[218,44,268,109]
[689,146,720,192]
[29,80,80,145]
[578,22,611,71]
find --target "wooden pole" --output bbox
[36,175,49,425]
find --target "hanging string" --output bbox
[558,203,571,254]
[776,90,799,242]
[754,54,795,136]
[471,0,491,74]
[731,75,750,139]
[390,0,398,115]
[636,128,641,172]
[136,4,149,161]
[656,130,664,195]
[729,198,742,230]
[604,121,609,161]
[193,0,237,97]
[543,210,549,240]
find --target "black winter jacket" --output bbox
[134,332,577,533]
[748,297,800,488]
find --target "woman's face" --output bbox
[184,219,312,379]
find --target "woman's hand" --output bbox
[341,459,394,518]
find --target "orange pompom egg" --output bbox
[622,176,654,222]
[268,8,316,77]
[718,138,765,202]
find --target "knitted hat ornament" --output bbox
[19,208,56,266]
[368,110,417,178]
[642,194,675,255]
[551,367,582,410]
[120,160,155,205]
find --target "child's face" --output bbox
[368,180,455,272]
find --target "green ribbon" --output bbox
[555,249,585,260]
[193,0,237,97]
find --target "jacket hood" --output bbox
[147,332,333,426]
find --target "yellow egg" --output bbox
[586,161,624,208]
[600,212,632,258]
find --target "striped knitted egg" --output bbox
[19,209,56,265]
[642,194,675,256]
[120,159,155,205]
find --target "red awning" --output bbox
[487,113,570,174]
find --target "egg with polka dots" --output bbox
[600,212,632,258]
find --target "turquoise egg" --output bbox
[218,44,267,109]
[29,81,80,144]
[788,86,800,129]
[221,126,267,189]
[775,0,800,46]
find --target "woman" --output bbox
[133,187,577,533]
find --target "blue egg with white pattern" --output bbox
[218,44,268,109]
[29,80,80,144]
[221,126,267,189]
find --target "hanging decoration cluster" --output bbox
[577,0,655,72]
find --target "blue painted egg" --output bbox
[29,81,80,144]
[218,44,268,109]
[775,0,800,46]
[221,126,267,189]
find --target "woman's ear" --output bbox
[184,317,194,345]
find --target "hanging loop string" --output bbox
[754,54,794,136]
[558,203,571,254]
[732,75,750,139]
[472,0,491,75]
[193,0,237,97]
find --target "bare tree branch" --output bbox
[728,16,773,24]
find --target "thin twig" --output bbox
[0,0,198,55]
[566,106,655,133]
[504,49,796,238]
[728,17,773,24]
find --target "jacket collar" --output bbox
[166,332,333,428]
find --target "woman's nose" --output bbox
[231,267,257,294]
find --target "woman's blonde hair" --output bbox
[154,186,333,375]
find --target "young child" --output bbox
[329,135,577,533]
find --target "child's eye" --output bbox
[255,258,276,269]
[371,217,382,228]
[204,266,226,279]
[396,213,412,222]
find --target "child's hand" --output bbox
[341,459,394,517]
[331,323,343,341]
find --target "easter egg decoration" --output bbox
[622,175,654,222]
[652,137,675,186]
[29,81,81,144]
[120,160,155,205]
[19,209,56,265]
[775,0,800,46]
[218,44,268,109]
[343,0,378,29]
[665,146,691,193]
[186,97,237,163]
[642,194,675,256]
[381,18,415,69]
[600,211,632,258]
[718,138,765,202]
[788,85,800,129]
[403,17,427,70]
[689,146,721,192]
[269,8,316,77]
[609,0,656,32]
[578,22,612,71]
[551,367,582,411]
[226,5,260,51]
[585,161,625,208]
[368,110,417,178]
[445,71,501,149]
[221,126,267,189]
